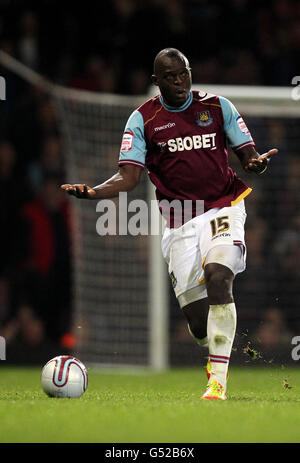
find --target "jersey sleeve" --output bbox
[220,96,255,151]
[118,110,146,169]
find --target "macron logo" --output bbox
[154,122,176,132]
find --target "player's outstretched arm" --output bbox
[235,145,278,175]
[60,164,143,199]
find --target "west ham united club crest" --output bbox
[196,110,213,127]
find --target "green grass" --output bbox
[0,365,300,443]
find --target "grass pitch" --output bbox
[0,365,299,443]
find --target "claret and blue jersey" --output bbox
[119,90,254,225]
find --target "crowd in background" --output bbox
[0,0,300,364]
[1,0,300,91]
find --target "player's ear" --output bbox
[151,74,158,86]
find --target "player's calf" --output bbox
[181,296,209,347]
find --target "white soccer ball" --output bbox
[41,355,88,398]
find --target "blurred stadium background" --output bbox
[0,0,300,369]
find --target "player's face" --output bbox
[152,56,192,107]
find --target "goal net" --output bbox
[35,83,300,368]
[1,49,300,368]
[53,87,169,369]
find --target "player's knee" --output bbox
[205,267,233,303]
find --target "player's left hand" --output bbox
[245,148,278,174]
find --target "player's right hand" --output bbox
[60,184,96,199]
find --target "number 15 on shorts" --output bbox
[210,216,230,237]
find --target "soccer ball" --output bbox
[41,355,88,398]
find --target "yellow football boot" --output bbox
[201,379,227,400]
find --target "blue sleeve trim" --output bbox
[219,96,254,149]
[119,110,146,167]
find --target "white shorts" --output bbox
[161,200,247,301]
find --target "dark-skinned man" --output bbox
[61,48,278,400]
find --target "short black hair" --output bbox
[153,48,188,74]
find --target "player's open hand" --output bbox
[60,184,96,199]
[245,148,278,174]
